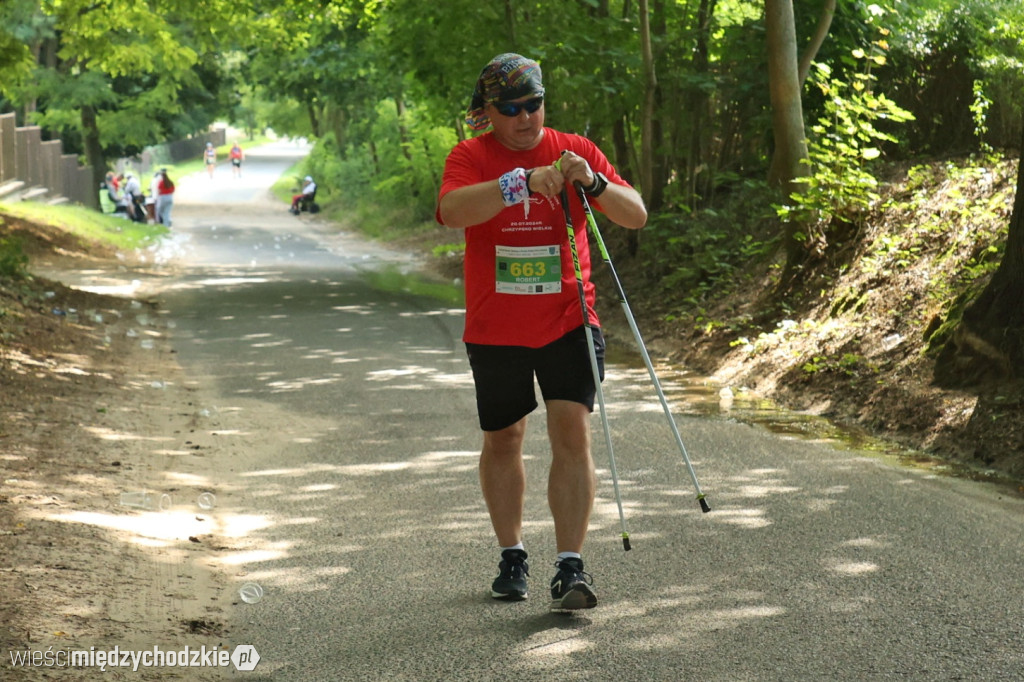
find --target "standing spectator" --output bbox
[156,169,175,228]
[204,142,217,179]
[146,170,161,223]
[229,142,245,178]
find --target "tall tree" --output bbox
[9,0,246,187]
[765,0,810,282]
[638,0,657,205]
[685,0,715,211]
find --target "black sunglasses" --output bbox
[492,97,544,117]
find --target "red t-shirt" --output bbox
[437,128,629,348]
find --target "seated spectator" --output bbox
[290,175,317,214]
[99,172,119,214]
[122,172,146,222]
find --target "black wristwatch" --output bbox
[583,172,608,198]
[524,168,535,195]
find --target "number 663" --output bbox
[509,261,546,277]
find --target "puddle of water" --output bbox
[606,343,1023,495]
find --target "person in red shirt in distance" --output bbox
[437,53,646,611]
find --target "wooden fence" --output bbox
[0,112,228,211]
[0,112,97,209]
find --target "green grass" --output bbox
[0,201,167,250]
[271,160,308,204]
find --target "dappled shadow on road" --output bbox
[30,350,1024,679]
[22,262,1024,679]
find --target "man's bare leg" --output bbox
[545,400,595,554]
[479,417,527,548]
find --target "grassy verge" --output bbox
[270,161,307,205]
[0,201,167,251]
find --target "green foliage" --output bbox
[431,242,465,258]
[0,235,28,280]
[731,319,814,356]
[638,181,779,307]
[869,160,1011,286]
[883,0,1024,152]
[969,79,993,154]
[802,352,874,377]
[777,32,915,232]
[1,0,246,164]
[0,0,42,96]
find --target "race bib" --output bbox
[495,245,561,294]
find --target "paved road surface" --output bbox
[139,142,1024,680]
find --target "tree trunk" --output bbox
[612,116,639,256]
[768,0,833,185]
[765,0,811,281]
[687,0,716,211]
[935,120,1024,385]
[798,0,836,84]
[395,90,413,162]
[326,105,347,151]
[505,0,517,47]
[307,103,321,138]
[647,0,667,211]
[638,0,657,208]
[80,105,106,191]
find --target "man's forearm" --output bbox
[593,183,648,230]
[438,181,506,229]
[439,173,648,231]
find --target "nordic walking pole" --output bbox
[558,181,632,551]
[573,182,711,513]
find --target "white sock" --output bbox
[557,551,581,562]
[502,543,525,553]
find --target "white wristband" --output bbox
[499,168,530,207]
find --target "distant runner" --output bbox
[204,142,217,179]
[229,142,245,178]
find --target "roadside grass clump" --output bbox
[0,234,29,280]
[802,352,878,378]
[867,156,1015,351]
[0,201,167,251]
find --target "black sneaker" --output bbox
[549,557,597,611]
[491,549,529,601]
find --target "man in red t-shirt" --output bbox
[437,53,646,611]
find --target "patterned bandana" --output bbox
[465,53,545,131]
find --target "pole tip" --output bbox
[622,535,632,551]
[699,496,711,513]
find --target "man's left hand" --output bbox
[557,150,595,190]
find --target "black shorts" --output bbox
[465,325,605,432]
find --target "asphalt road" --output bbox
[146,142,1023,681]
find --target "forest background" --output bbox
[1,0,1023,482]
